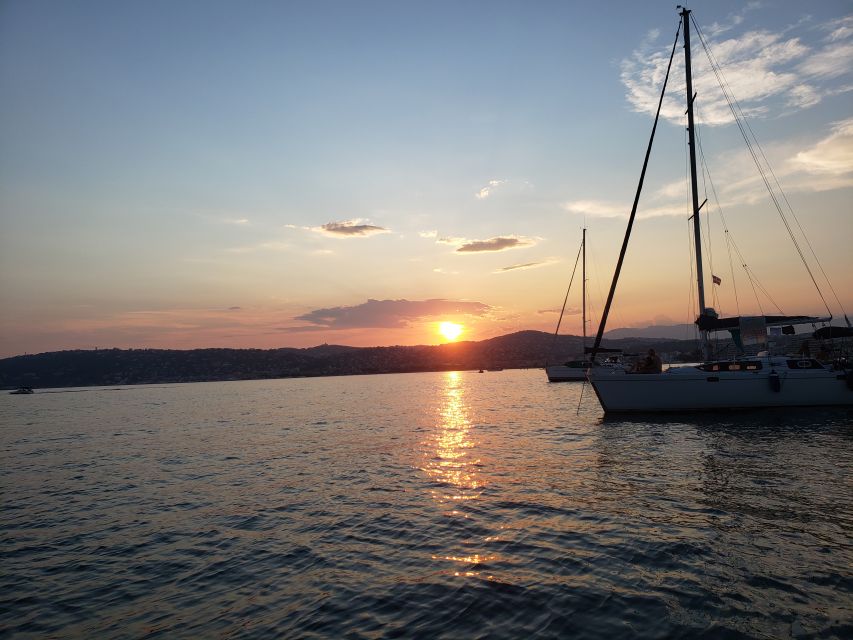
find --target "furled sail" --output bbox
[695,313,826,332]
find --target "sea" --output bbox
[1,369,851,639]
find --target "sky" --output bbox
[1,0,851,357]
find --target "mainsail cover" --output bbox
[696,313,826,332]
[813,326,853,339]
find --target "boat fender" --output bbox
[769,370,781,392]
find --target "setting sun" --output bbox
[438,321,464,342]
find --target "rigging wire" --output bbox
[693,129,743,316]
[695,123,781,316]
[691,105,721,315]
[694,101,751,316]
[548,238,583,362]
[690,14,836,321]
[589,15,683,361]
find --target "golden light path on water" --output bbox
[422,371,500,576]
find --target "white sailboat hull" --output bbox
[589,362,852,412]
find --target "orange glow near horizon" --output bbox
[438,321,464,342]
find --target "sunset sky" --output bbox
[1,0,851,357]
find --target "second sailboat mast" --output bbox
[582,228,586,349]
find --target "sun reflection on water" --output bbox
[422,371,482,504]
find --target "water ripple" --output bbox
[1,373,851,638]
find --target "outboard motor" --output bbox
[769,370,781,392]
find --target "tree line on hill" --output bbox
[0,330,702,389]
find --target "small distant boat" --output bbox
[10,386,34,395]
[547,354,623,382]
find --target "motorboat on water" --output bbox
[585,7,852,412]
[10,386,34,395]
[546,355,623,382]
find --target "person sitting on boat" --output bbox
[632,349,662,373]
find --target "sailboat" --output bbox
[546,228,590,382]
[545,229,623,382]
[586,7,852,412]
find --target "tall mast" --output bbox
[680,7,710,358]
[582,227,587,352]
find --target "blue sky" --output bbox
[1,0,851,356]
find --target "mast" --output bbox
[582,227,587,353]
[680,7,711,358]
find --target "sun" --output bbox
[438,321,464,342]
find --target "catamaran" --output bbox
[586,7,852,412]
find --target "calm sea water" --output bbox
[1,370,851,639]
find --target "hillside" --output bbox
[0,331,701,389]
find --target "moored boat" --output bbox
[586,7,852,412]
[10,386,34,395]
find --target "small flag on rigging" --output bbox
[712,274,721,285]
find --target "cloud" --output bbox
[565,118,853,220]
[563,200,685,220]
[226,241,291,253]
[495,258,559,273]
[538,307,581,315]
[792,117,853,175]
[286,298,492,331]
[436,235,468,245]
[455,236,537,253]
[476,179,506,199]
[419,230,438,238]
[798,42,853,79]
[225,218,250,225]
[312,219,390,237]
[621,12,853,125]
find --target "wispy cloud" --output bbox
[792,117,853,175]
[563,200,686,220]
[312,219,390,237]
[475,179,506,199]
[495,257,559,273]
[826,16,853,42]
[565,117,853,220]
[621,11,853,125]
[286,298,491,331]
[474,179,533,200]
[225,241,292,253]
[435,235,468,245]
[455,236,537,253]
[538,307,581,315]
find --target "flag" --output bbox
[712,274,721,285]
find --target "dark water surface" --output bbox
[2,370,851,638]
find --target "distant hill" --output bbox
[0,331,701,390]
[605,324,697,340]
